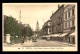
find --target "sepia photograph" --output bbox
[2,3,78,51]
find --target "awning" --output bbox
[50,34,61,37]
[69,32,75,36]
[59,33,68,37]
[45,35,51,37]
[46,36,50,37]
[43,35,46,37]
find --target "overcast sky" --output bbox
[3,3,61,31]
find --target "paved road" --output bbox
[33,39,75,47]
[3,39,75,47]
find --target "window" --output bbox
[68,11,70,17]
[72,8,74,16]
[49,29,50,32]
[72,20,74,26]
[64,22,67,29]
[69,21,70,28]
[67,21,70,28]
[64,23,65,29]
[66,22,67,29]
[67,22,69,28]
[48,22,50,26]
[65,12,67,19]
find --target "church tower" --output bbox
[36,21,39,36]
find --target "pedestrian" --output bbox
[29,38,30,41]
[21,36,24,45]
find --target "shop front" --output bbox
[69,32,75,44]
[50,34,61,41]
[59,33,68,42]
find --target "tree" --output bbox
[4,15,34,43]
[22,24,34,37]
[4,15,23,37]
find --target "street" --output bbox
[33,39,75,47]
[3,39,75,47]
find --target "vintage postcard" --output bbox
[2,3,78,51]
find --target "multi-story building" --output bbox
[63,5,75,33]
[42,4,75,44]
[50,5,64,34]
[63,5,75,44]
[42,20,51,35]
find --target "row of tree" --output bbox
[4,15,34,39]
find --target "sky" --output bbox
[3,3,60,31]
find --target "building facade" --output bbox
[41,4,75,44]
[42,20,51,35]
[63,5,75,44]
[63,5,75,33]
[50,5,64,34]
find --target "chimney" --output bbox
[58,5,60,9]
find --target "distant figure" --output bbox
[29,38,31,41]
[21,36,24,45]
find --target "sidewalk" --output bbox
[22,40,34,47]
[10,40,34,47]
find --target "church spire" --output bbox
[37,20,39,25]
[19,10,21,23]
[36,20,39,36]
[36,20,39,32]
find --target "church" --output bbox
[33,21,39,38]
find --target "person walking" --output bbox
[21,36,24,45]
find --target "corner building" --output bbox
[63,5,75,44]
